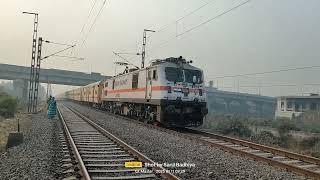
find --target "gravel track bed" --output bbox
[0,111,63,179]
[65,101,304,180]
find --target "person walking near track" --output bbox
[47,96,57,119]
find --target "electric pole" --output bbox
[23,11,38,113]
[33,37,43,112]
[23,11,77,113]
[141,29,155,68]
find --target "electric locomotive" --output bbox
[65,56,208,127]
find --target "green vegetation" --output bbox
[278,134,297,149]
[292,111,320,133]
[250,131,279,146]
[0,93,17,118]
[276,119,300,135]
[310,143,320,158]
[203,113,320,158]
[299,137,320,149]
[206,112,320,134]
[204,114,252,137]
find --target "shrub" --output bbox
[310,142,320,158]
[278,134,297,148]
[292,111,320,133]
[277,119,300,135]
[0,95,17,118]
[216,117,252,137]
[300,137,320,150]
[251,131,279,146]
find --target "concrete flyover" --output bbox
[206,87,277,118]
[0,63,110,102]
[0,63,110,86]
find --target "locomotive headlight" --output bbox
[173,88,182,92]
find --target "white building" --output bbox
[275,94,320,119]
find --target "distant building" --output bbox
[206,87,276,118]
[275,94,320,119]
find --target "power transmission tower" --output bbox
[26,13,39,113]
[141,31,146,68]
[33,37,43,112]
[141,29,155,68]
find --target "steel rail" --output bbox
[66,105,180,180]
[65,102,320,179]
[57,106,91,180]
[180,128,320,179]
[184,128,320,166]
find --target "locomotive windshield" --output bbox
[165,67,183,82]
[165,67,202,83]
[184,69,203,83]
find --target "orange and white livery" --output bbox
[65,56,208,127]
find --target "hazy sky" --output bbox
[1,0,320,96]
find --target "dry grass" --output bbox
[0,112,31,152]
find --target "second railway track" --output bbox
[178,128,320,179]
[58,104,179,180]
[66,102,320,179]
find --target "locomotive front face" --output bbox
[158,63,208,127]
[76,57,208,128]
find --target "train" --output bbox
[64,56,208,127]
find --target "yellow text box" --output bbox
[125,161,143,168]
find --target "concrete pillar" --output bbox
[299,103,302,112]
[292,100,295,112]
[209,81,214,88]
[13,79,28,103]
[240,101,249,114]
[283,99,287,111]
[225,100,232,113]
[256,101,263,117]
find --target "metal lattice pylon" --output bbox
[27,14,38,113]
[33,37,42,112]
[141,30,146,68]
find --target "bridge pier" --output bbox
[206,88,277,118]
[13,79,28,103]
[256,102,263,117]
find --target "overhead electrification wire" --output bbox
[80,0,98,37]
[44,40,73,47]
[127,0,214,62]
[113,52,140,69]
[240,84,298,88]
[41,45,75,60]
[71,0,98,55]
[148,0,251,53]
[241,83,320,88]
[126,0,251,65]
[81,0,108,47]
[155,1,214,33]
[52,55,85,61]
[208,65,320,79]
[177,0,250,37]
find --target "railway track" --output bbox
[65,102,320,179]
[57,104,179,180]
[178,128,320,179]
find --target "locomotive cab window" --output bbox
[132,73,139,89]
[148,70,151,80]
[152,70,157,80]
[184,69,203,83]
